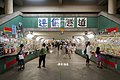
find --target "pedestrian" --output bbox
[38,44,46,68]
[85,41,92,65]
[46,44,49,53]
[16,44,25,70]
[95,47,102,69]
[65,44,71,59]
[57,43,60,51]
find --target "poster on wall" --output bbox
[51,18,61,28]
[77,18,87,27]
[64,18,74,28]
[38,18,48,28]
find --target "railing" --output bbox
[98,11,120,24]
[22,13,98,17]
[0,11,23,25]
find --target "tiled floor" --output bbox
[0,48,120,80]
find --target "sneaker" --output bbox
[42,66,46,68]
[37,66,41,68]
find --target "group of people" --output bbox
[84,41,102,69]
[37,41,77,69]
[16,41,102,70]
[16,43,47,70]
[54,41,76,59]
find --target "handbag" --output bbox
[19,54,24,60]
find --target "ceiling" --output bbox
[25,31,95,40]
[13,0,107,6]
[28,31,85,40]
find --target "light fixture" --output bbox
[36,37,40,41]
[86,34,94,39]
[26,34,34,39]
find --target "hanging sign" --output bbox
[38,18,48,28]
[106,27,118,32]
[4,27,12,32]
[12,25,16,34]
[51,18,61,27]
[64,18,74,28]
[77,18,87,27]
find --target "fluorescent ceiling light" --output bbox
[26,34,34,39]
[86,34,94,39]
[36,37,40,41]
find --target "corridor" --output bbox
[0,49,120,80]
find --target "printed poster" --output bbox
[77,18,87,27]
[38,18,48,28]
[64,18,74,28]
[51,18,61,27]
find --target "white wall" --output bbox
[14,5,107,12]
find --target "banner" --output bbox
[77,18,87,27]
[4,27,12,32]
[12,25,16,34]
[38,18,48,28]
[51,18,61,27]
[106,27,118,32]
[64,18,74,28]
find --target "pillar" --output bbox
[108,0,116,14]
[5,0,13,14]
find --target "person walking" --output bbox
[46,44,49,53]
[16,44,25,70]
[38,44,46,68]
[95,47,102,69]
[85,41,92,65]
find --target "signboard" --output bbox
[77,18,87,27]
[12,25,16,34]
[60,28,65,32]
[51,18,61,27]
[4,27,12,32]
[64,18,74,28]
[38,18,48,28]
